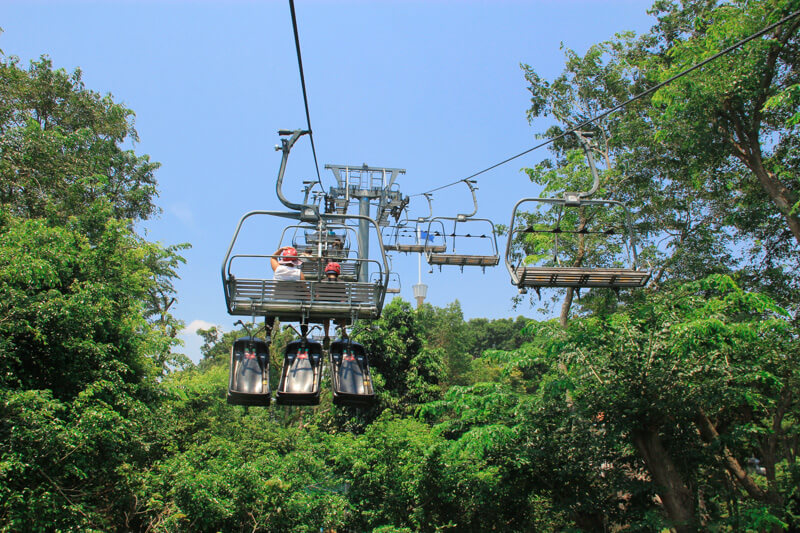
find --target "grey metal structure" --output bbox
[221,129,391,325]
[504,132,650,293]
[424,180,500,271]
[383,194,447,254]
[221,211,390,323]
[325,164,408,282]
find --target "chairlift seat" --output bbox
[514,266,650,289]
[391,243,446,253]
[428,254,499,267]
[225,278,382,322]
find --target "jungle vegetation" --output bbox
[1,0,799,531]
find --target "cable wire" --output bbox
[289,0,324,191]
[410,7,800,198]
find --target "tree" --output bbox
[546,276,799,530]
[0,52,186,530]
[0,55,160,229]
[0,217,180,529]
[518,0,800,320]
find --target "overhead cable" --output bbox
[410,7,800,198]
[288,0,324,191]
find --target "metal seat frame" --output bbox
[222,210,390,324]
[505,132,650,292]
[424,181,499,271]
[383,194,447,254]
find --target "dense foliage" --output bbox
[2,0,800,531]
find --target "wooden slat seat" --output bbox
[428,254,499,267]
[514,266,650,289]
[225,278,382,321]
[391,243,446,253]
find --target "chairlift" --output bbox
[371,257,400,294]
[280,224,357,281]
[222,129,391,406]
[425,181,500,271]
[505,131,650,294]
[383,195,447,254]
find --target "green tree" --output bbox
[519,0,800,319]
[0,55,160,229]
[0,51,186,530]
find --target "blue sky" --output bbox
[2,1,655,361]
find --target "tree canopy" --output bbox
[3,1,800,531]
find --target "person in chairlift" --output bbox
[265,246,306,339]
[322,261,347,350]
[270,246,305,280]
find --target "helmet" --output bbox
[324,261,341,275]
[279,247,300,265]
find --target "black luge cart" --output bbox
[276,338,324,405]
[227,336,271,406]
[329,338,375,407]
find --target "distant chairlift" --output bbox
[505,131,650,295]
[425,180,500,272]
[371,256,401,294]
[284,224,358,281]
[383,195,447,254]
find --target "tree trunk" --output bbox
[693,409,769,502]
[632,428,697,532]
[560,210,589,327]
[749,152,800,245]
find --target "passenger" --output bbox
[322,261,347,350]
[266,246,306,339]
[271,246,305,281]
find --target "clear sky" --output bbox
[2,0,655,361]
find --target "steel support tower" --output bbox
[325,164,407,281]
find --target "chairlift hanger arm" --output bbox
[456,180,478,221]
[565,131,600,203]
[416,193,434,223]
[275,129,320,221]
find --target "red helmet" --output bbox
[280,247,300,264]
[324,261,341,275]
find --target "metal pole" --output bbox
[358,196,370,282]
[417,226,422,285]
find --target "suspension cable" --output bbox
[288,0,324,191]
[410,7,800,198]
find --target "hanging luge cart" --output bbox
[425,180,500,271]
[329,337,375,406]
[227,320,271,406]
[222,129,387,407]
[276,325,324,405]
[505,132,650,295]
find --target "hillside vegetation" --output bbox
[2,1,799,531]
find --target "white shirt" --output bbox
[274,264,302,281]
